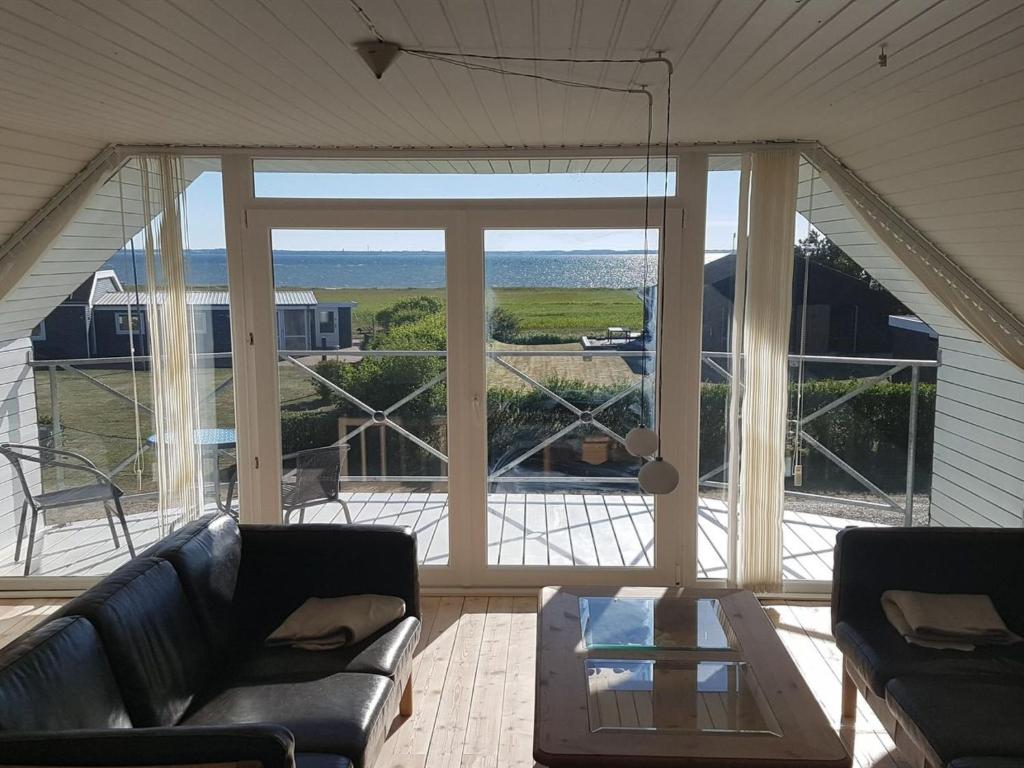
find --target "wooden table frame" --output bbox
[534,586,852,768]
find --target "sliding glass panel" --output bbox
[697,156,743,581]
[6,158,236,577]
[253,157,675,199]
[270,229,449,566]
[484,229,656,568]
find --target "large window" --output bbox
[5,158,238,579]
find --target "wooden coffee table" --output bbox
[534,586,851,768]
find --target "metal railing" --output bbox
[28,348,937,524]
[699,351,938,525]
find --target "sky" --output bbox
[182,167,809,253]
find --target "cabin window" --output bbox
[115,311,144,335]
[193,311,208,335]
[318,310,336,334]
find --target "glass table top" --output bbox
[585,659,781,735]
[579,596,735,651]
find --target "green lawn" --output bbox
[313,287,643,337]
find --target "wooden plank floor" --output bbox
[0,493,876,580]
[0,597,899,768]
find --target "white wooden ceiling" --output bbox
[0,0,1022,316]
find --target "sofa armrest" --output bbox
[832,526,1024,634]
[235,524,420,641]
[0,724,296,768]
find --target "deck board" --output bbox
[0,492,875,579]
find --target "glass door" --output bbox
[241,185,692,588]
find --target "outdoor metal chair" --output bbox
[0,443,135,576]
[222,445,351,524]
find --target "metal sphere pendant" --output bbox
[625,426,660,457]
[639,457,679,495]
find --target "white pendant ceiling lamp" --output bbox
[639,457,680,495]
[349,0,678,493]
[625,426,659,458]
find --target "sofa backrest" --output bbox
[833,527,1024,632]
[143,513,242,657]
[58,557,213,727]
[0,616,132,732]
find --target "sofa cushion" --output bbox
[183,672,395,768]
[231,616,420,685]
[59,557,211,727]
[144,513,241,656]
[835,618,1024,697]
[0,616,132,732]
[886,675,1024,765]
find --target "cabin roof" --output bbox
[93,290,320,307]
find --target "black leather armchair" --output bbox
[833,527,1024,768]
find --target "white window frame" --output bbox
[30,320,46,341]
[231,152,704,589]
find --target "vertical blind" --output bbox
[136,155,203,530]
[737,150,799,592]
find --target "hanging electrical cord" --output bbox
[640,93,654,430]
[655,66,673,451]
[403,49,654,100]
[347,0,384,42]
[793,167,818,488]
[118,165,147,491]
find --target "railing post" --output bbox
[904,365,920,527]
[48,364,64,489]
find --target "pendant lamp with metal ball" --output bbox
[629,61,679,496]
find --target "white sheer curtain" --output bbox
[737,150,799,592]
[137,155,203,530]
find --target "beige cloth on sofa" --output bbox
[881,590,1021,651]
[267,595,406,650]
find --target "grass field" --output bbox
[313,287,643,337]
[32,286,643,496]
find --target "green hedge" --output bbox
[282,378,934,492]
[700,380,935,492]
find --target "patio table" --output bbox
[147,428,237,512]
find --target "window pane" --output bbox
[781,158,937,582]
[271,229,449,566]
[484,229,656,567]
[254,157,675,199]
[698,156,742,582]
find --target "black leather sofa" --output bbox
[833,527,1024,768]
[0,513,421,768]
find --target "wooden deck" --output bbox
[0,492,874,580]
[0,596,899,768]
